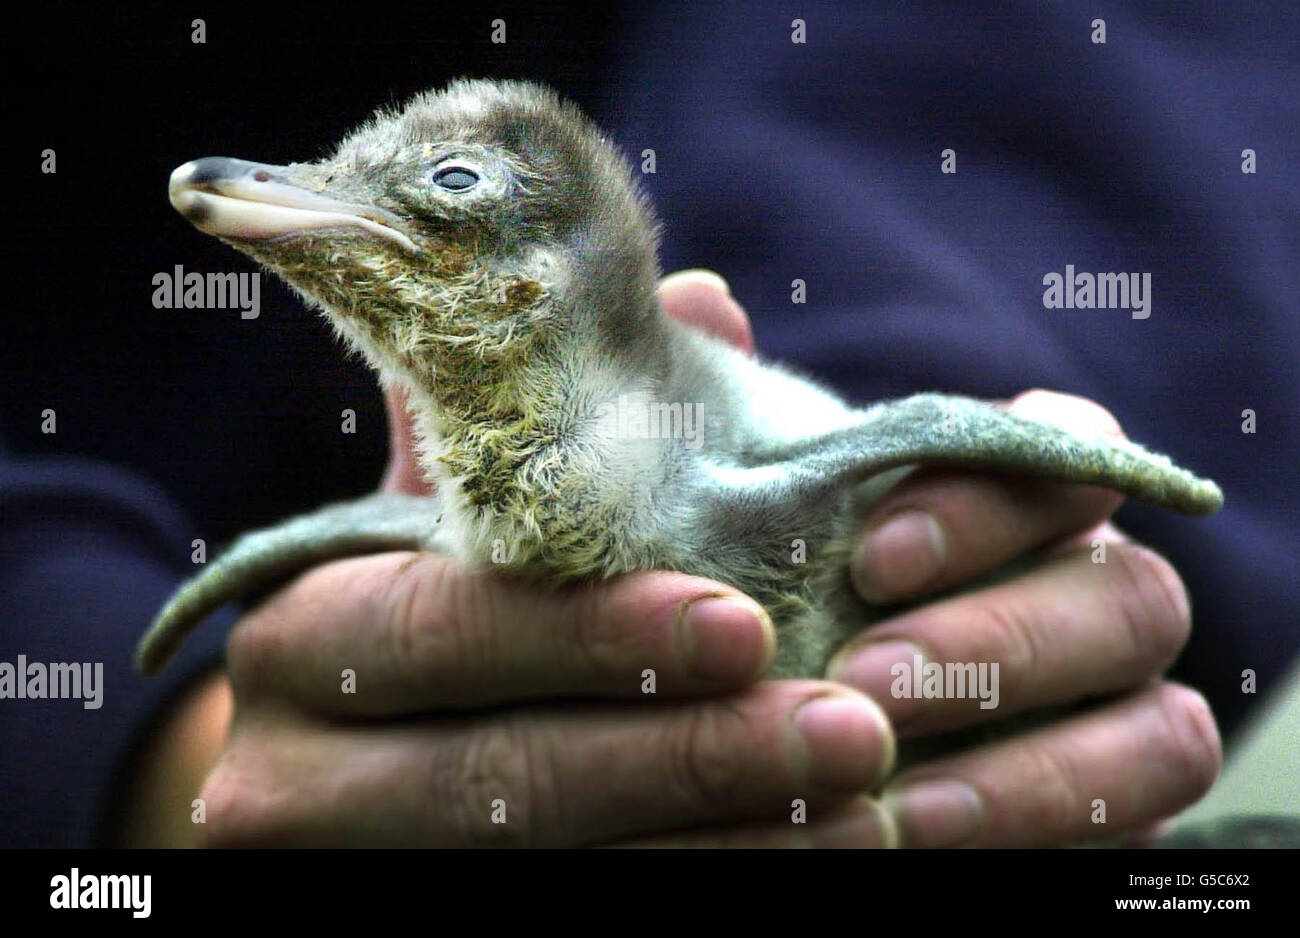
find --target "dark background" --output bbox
[2,1,1297,847]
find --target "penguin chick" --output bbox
[139,78,1222,685]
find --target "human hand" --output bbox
[827,389,1222,846]
[626,276,1221,845]
[157,272,1219,849]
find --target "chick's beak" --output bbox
[169,156,420,253]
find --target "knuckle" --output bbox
[435,716,546,847]
[1107,543,1192,668]
[561,585,642,676]
[660,701,753,811]
[1020,739,1090,833]
[969,598,1041,695]
[225,566,339,697]
[225,611,288,697]
[384,553,489,674]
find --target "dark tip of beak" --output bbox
[170,157,286,194]
[178,196,210,225]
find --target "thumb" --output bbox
[658,269,755,356]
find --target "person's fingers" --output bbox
[849,389,1127,604]
[829,539,1192,734]
[226,551,779,715]
[880,682,1221,847]
[379,384,431,496]
[657,269,755,355]
[198,681,895,847]
[611,796,897,848]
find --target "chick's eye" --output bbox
[431,167,479,191]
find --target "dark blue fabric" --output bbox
[0,452,234,847]
[606,1,1299,732]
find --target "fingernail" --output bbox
[885,779,984,847]
[827,640,927,725]
[788,693,894,791]
[678,595,774,682]
[851,510,947,603]
[659,268,732,295]
[807,798,899,848]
